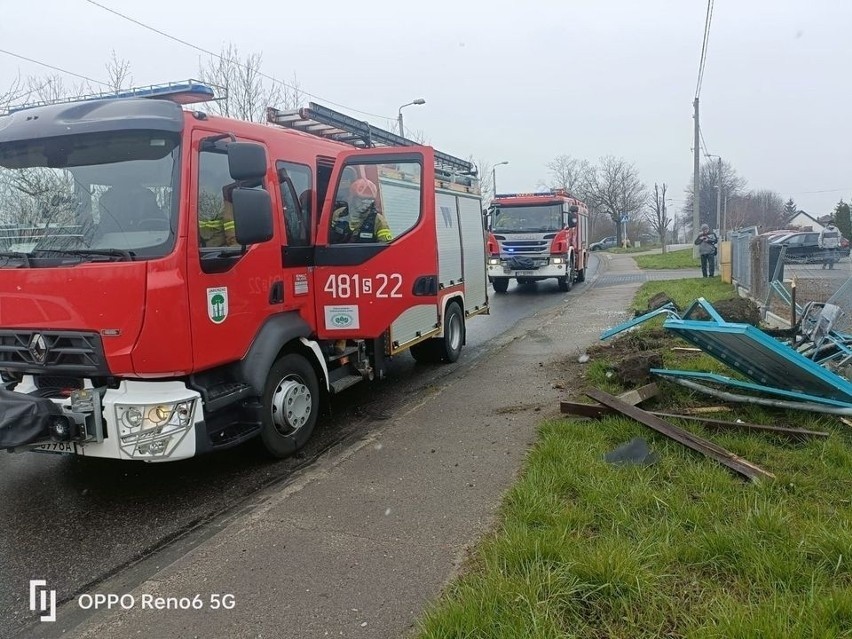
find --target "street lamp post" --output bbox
[492,161,509,198]
[397,98,426,137]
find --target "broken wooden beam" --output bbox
[560,403,824,439]
[650,412,829,440]
[585,388,775,482]
[559,384,658,419]
[616,383,658,406]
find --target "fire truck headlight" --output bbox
[552,257,565,264]
[488,258,500,265]
[115,399,197,458]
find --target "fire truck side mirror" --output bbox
[232,188,274,245]
[228,142,268,181]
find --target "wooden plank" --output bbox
[560,384,657,418]
[617,383,659,406]
[585,389,775,482]
[560,401,610,418]
[680,405,732,415]
[651,412,829,440]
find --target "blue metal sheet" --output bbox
[600,304,679,340]
[662,318,852,403]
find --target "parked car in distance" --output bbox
[771,231,850,263]
[589,236,617,251]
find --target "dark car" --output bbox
[589,236,617,251]
[773,231,850,263]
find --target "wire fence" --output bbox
[735,234,852,334]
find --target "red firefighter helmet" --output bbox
[350,178,378,200]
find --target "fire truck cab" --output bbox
[486,190,589,293]
[0,82,488,462]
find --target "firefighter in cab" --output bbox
[331,177,393,243]
[199,182,238,247]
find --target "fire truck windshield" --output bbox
[0,130,180,262]
[492,204,563,233]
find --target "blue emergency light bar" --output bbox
[495,189,575,199]
[6,80,218,114]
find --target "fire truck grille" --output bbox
[500,240,550,254]
[0,330,108,375]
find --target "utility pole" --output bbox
[693,98,700,256]
[715,155,722,238]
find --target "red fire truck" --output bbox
[486,190,589,293]
[0,81,488,462]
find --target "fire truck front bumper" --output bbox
[487,256,568,279]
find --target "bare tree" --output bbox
[105,50,132,94]
[585,156,647,246]
[647,182,670,252]
[683,158,747,233]
[545,155,591,195]
[199,43,301,122]
[727,189,785,231]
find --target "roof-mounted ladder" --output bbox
[5,80,219,114]
[266,102,477,180]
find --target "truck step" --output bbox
[330,375,363,394]
[205,382,254,412]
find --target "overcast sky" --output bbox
[2,0,851,217]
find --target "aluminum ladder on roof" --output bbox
[266,102,477,182]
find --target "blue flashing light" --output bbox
[6,79,218,114]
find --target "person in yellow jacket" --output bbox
[330,178,393,244]
[199,182,238,247]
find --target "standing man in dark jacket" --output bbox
[694,223,718,277]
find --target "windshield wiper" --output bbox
[32,248,136,262]
[0,251,31,267]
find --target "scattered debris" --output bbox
[604,437,659,466]
[671,347,702,353]
[679,405,732,415]
[616,383,659,406]
[560,401,826,440]
[689,297,761,325]
[585,389,775,482]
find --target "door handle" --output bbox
[269,280,284,304]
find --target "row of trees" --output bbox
[534,152,808,249]
[541,155,662,249]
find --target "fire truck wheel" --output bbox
[437,302,465,363]
[259,353,319,458]
[491,278,509,293]
[410,302,465,364]
[576,267,585,283]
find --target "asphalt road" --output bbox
[0,259,602,639]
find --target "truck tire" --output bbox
[491,278,509,293]
[557,261,574,292]
[410,302,465,364]
[576,265,585,283]
[259,353,320,458]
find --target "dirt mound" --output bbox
[690,297,761,325]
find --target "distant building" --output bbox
[785,210,825,232]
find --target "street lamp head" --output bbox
[413,98,426,105]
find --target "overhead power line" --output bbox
[695,0,715,99]
[0,48,108,87]
[83,0,394,120]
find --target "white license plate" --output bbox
[514,270,537,276]
[32,442,76,454]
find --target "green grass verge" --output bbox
[417,280,852,639]
[609,244,663,255]
[635,248,700,269]
[631,278,733,315]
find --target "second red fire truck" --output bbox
[486,190,589,293]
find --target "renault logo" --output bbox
[28,334,48,364]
